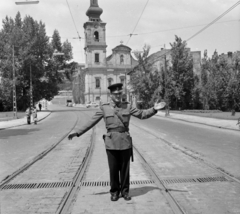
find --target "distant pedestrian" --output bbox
[32,107,38,125]
[68,83,166,202]
[38,103,42,111]
[25,107,31,124]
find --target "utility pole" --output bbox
[12,46,17,119]
[30,63,33,109]
[164,45,170,116]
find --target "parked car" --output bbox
[66,99,73,107]
[86,102,99,108]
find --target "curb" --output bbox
[155,114,239,132]
[0,111,52,131]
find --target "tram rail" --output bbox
[56,126,96,214]
[132,122,240,185]
[0,112,79,189]
[133,145,186,214]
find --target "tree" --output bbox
[130,44,162,109]
[170,36,194,109]
[200,50,240,111]
[0,12,74,111]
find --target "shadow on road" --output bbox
[130,186,159,197]
[0,128,40,139]
[93,186,159,198]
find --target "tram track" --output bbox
[56,126,96,214]
[0,112,79,189]
[131,122,240,185]
[133,145,186,214]
[1,111,239,213]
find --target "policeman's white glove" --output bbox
[68,132,78,140]
[154,102,166,111]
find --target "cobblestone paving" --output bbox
[1,113,94,213]
[8,130,92,183]
[130,127,218,178]
[1,188,66,214]
[129,124,240,214]
[69,121,175,214]
[169,182,240,214]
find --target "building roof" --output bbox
[112,44,132,52]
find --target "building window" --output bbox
[108,78,113,86]
[120,55,124,64]
[120,76,125,85]
[95,96,100,101]
[94,31,99,42]
[96,78,100,88]
[95,53,99,63]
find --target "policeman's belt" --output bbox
[107,127,129,133]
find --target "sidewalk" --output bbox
[0,111,51,130]
[156,111,240,131]
[0,108,239,131]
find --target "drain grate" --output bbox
[2,181,73,190]
[1,176,229,190]
[81,180,154,187]
[161,176,228,185]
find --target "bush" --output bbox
[182,109,222,113]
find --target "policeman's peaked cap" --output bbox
[108,83,123,94]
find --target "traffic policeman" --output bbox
[68,83,166,201]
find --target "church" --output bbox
[83,0,138,104]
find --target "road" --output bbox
[131,115,240,178]
[0,105,95,183]
[1,106,240,213]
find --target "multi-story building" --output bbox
[147,48,201,76]
[83,0,138,104]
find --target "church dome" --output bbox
[86,0,103,20]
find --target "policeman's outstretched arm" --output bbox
[67,109,103,141]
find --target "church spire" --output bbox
[86,0,103,22]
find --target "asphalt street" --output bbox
[1,105,240,213]
[131,115,240,178]
[0,105,95,183]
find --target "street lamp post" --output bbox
[30,63,33,109]
[12,46,17,119]
[15,0,39,123]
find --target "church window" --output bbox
[120,76,125,85]
[108,78,113,86]
[94,31,99,42]
[120,55,124,64]
[95,78,100,88]
[95,53,99,63]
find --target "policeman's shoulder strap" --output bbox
[100,102,110,111]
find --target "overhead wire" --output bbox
[149,0,240,64]
[65,0,84,62]
[54,19,239,41]
[126,0,150,45]
[186,0,240,42]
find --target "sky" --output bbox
[1,0,240,63]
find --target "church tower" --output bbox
[83,0,138,104]
[84,0,107,103]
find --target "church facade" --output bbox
[83,0,138,104]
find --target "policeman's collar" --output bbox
[110,100,121,108]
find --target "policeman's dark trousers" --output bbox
[106,149,131,196]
